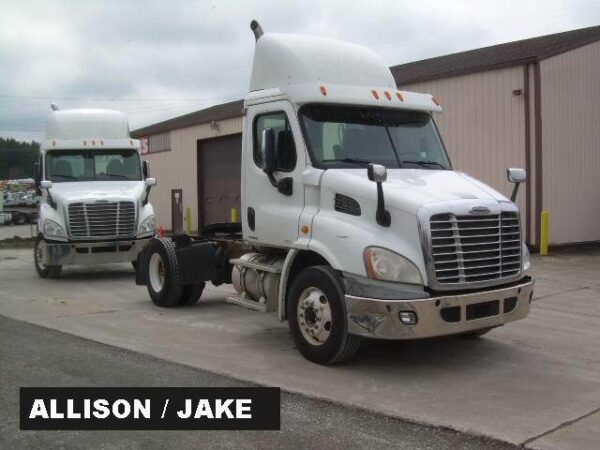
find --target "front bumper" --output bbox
[346,278,534,339]
[41,238,150,266]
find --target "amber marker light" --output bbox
[396,91,404,101]
[319,85,327,96]
[301,225,310,234]
[371,90,380,99]
[384,91,392,100]
[432,96,441,106]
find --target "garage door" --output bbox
[197,134,242,227]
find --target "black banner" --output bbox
[20,387,280,430]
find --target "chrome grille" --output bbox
[68,201,136,239]
[429,211,521,285]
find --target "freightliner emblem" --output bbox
[470,206,491,214]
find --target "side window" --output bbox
[254,112,297,172]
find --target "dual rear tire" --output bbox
[144,238,205,307]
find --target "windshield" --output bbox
[45,149,142,182]
[299,104,451,169]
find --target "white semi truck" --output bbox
[135,21,534,364]
[34,107,157,278]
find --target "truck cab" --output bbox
[136,22,533,365]
[34,108,157,278]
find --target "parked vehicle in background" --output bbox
[34,107,157,278]
[135,21,534,364]
[0,179,39,225]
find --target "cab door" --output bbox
[242,101,306,247]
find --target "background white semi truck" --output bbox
[135,21,534,364]
[35,107,157,278]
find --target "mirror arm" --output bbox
[375,182,391,227]
[143,185,152,206]
[510,182,520,202]
[45,188,57,210]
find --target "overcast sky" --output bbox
[1,0,599,142]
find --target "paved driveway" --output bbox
[0,248,598,449]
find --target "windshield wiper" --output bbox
[103,173,130,179]
[322,157,373,166]
[53,173,78,180]
[401,160,446,169]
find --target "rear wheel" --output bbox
[180,282,206,306]
[145,238,205,307]
[12,213,26,225]
[34,235,62,279]
[287,265,361,365]
[146,238,183,307]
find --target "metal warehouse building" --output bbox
[132,25,600,248]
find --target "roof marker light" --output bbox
[432,96,441,106]
[52,140,56,146]
[319,85,327,96]
[83,140,87,146]
[92,140,95,146]
[100,140,104,145]
[384,91,392,100]
[396,91,404,101]
[371,90,379,100]
[130,140,134,145]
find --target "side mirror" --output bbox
[41,180,53,190]
[261,128,276,176]
[367,164,387,183]
[506,167,526,202]
[507,168,527,184]
[145,177,157,187]
[142,160,150,178]
[367,163,391,227]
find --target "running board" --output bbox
[226,294,268,312]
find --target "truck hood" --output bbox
[321,169,510,214]
[48,181,145,204]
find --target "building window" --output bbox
[253,112,296,172]
[148,132,171,153]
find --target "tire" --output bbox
[287,265,361,365]
[180,282,206,306]
[12,213,26,225]
[145,238,184,307]
[33,235,62,279]
[461,327,495,339]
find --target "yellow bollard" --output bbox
[540,211,549,256]
[230,208,240,223]
[184,207,191,235]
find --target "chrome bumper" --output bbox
[346,279,534,339]
[42,239,149,266]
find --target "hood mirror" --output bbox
[145,177,157,187]
[41,180,53,189]
[506,168,526,202]
[367,164,391,227]
[367,164,387,183]
[507,168,526,184]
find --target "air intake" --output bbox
[334,194,361,216]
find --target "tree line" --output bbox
[0,137,40,180]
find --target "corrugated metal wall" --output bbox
[142,116,243,231]
[401,66,530,241]
[540,41,600,244]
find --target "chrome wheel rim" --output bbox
[297,287,332,346]
[149,253,165,292]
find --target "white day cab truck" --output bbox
[34,107,157,278]
[135,21,534,365]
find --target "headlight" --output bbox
[363,246,423,285]
[522,241,531,272]
[138,215,156,236]
[43,219,66,239]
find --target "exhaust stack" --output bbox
[250,20,264,41]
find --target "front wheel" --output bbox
[287,266,361,365]
[34,235,62,279]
